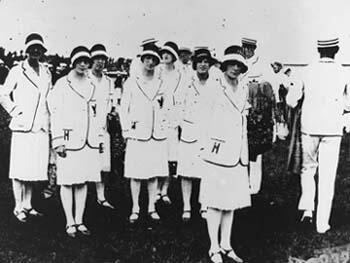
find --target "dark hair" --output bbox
[224,45,242,56]
[73,57,90,68]
[220,60,248,74]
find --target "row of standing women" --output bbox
[0,33,278,263]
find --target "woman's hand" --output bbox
[55,145,67,158]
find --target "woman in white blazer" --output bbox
[177,48,216,221]
[157,41,182,204]
[48,46,105,237]
[89,44,115,209]
[0,33,51,222]
[199,50,251,263]
[119,44,168,223]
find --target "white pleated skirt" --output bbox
[200,160,251,211]
[124,138,168,180]
[9,130,49,181]
[56,145,101,185]
[177,141,202,178]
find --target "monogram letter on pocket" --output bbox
[211,142,221,154]
[63,129,73,141]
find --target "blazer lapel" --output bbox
[22,60,40,89]
[220,78,246,113]
[136,76,163,101]
[191,76,201,96]
[67,72,95,100]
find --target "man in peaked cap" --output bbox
[241,37,277,197]
[287,37,350,233]
[178,45,193,78]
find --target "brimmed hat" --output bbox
[90,44,108,60]
[191,47,215,70]
[160,41,179,61]
[317,38,339,48]
[178,46,192,54]
[140,44,161,65]
[25,33,47,53]
[70,46,91,67]
[140,38,158,48]
[241,37,257,47]
[221,48,248,73]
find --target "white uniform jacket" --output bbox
[199,77,250,167]
[47,71,105,151]
[0,60,51,132]
[119,74,168,141]
[287,58,350,136]
[158,66,184,128]
[179,75,217,143]
[89,71,115,129]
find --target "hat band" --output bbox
[141,50,160,61]
[161,46,178,60]
[71,51,91,65]
[242,38,257,46]
[222,54,247,67]
[179,47,192,53]
[318,39,339,48]
[141,38,158,47]
[91,50,108,58]
[25,39,46,51]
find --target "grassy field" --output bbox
[1,109,350,262]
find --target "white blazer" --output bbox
[199,77,250,167]
[119,74,169,141]
[0,60,51,132]
[179,75,217,143]
[47,71,106,150]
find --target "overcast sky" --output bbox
[1,0,350,63]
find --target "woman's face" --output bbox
[74,58,90,74]
[27,45,44,60]
[225,63,242,79]
[142,55,157,71]
[91,56,106,72]
[162,51,173,64]
[196,58,210,74]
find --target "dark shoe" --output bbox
[76,224,91,236]
[97,199,115,209]
[208,250,223,263]
[299,215,314,232]
[300,215,313,225]
[160,194,171,205]
[220,247,244,262]
[182,210,191,222]
[129,212,139,224]
[66,225,77,238]
[24,208,44,217]
[13,209,27,223]
[148,211,160,221]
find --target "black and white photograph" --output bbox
[1,0,350,262]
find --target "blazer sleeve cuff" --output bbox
[9,105,23,117]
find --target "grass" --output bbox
[1,108,350,262]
